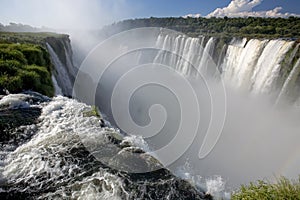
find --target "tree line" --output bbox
[101,16,300,39]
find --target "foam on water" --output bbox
[175,161,230,199]
[122,135,150,153]
[0,95,207,199]
[0,94,31,109]
[1,96,127,199]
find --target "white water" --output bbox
[222,38,295,95]
[277,58,300,104]
[175,161,230,199]
[1,95,210,199]
[1,96,129,199]
[64,42,77,83]
[222,39,268,90]
[251,40,294,95]
[51,74,63,95]
[147,34,300,192]
[0,93,31,109]
[154,34,213,76]
[154,34,298,98]
[46,43,73,96]
[45,31,300,197]
[199,37,215,75]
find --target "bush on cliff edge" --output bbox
[0,43,54,97]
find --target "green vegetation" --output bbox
[232,177,300,200]
[0,43,54,96]
[0,32,68,47]
[102,16,300,39]
[0,31,71,97]
[83,105,101,118]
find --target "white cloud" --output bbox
[185,0,300,18]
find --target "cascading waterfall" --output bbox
[46,43,74,96]
[149,34,300,192]
[154,34,215,76]
[154,33,299,103]
[63,43,77,81]
[250,40,294,95]
[221,38,296,98]
[51,75,63,95]
[198,37,215,75]
[222,39,268,90]
[277,58,300,104]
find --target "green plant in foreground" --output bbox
[232,176,300,200]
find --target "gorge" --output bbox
[0,17,300,199]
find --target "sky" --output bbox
[0,0,299,29]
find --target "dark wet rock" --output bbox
[0,87,9,96]
[0,90,52,165]
[0,108,40,142]
[0,91,49,144]
[1,141,209,200]
[0,94,210,200]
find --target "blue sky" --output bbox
[0,0,299,29]
[125,0,300,17]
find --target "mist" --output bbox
[0,0,134,67]
[171,87,300,188]
[72,28,300,190]
[0,0,131,30]
[3,0,299,190]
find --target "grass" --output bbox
[232,176,300,200]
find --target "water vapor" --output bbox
[0,0,130,30]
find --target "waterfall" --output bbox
[276,58,300,104]
[222,39,268,90]
[153,33,299,103]
[46,43,74,96]
[64,43,77,81]
[250,40,294,95]
[222,38,295,95]
[51,74,63,95]
[154,33,215,76]
[198,37,216,76]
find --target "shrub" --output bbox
[0,49,27,64]
[0,75,23,92]
[0,60,21,76]
[19,70,40,90]
[21,47,46,66]
[24,65,50,82]
[0,43,54,96]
